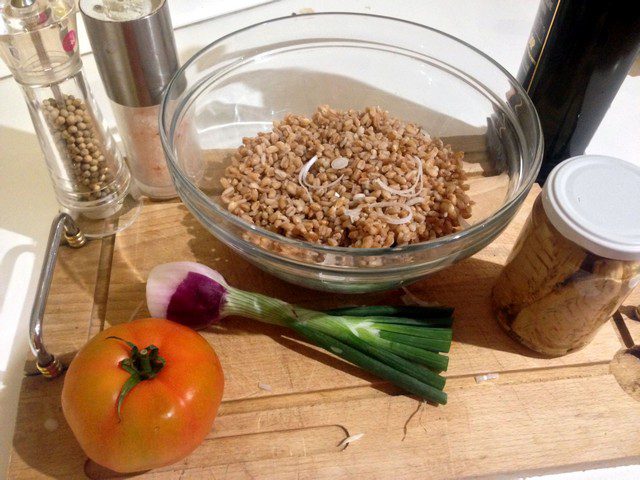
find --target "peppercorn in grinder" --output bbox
[0,0,139,237]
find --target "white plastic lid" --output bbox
[542,155,640,261]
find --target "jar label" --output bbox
[62,30,77,53]
[517,0,561,92]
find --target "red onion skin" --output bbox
[166,272,226,330]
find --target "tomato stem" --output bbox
[107,336,166,420]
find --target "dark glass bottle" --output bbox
[518,1,640,182]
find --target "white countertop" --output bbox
[0,1,638,478]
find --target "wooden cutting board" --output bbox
[8,186,640,480]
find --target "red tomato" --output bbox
[61,318,224,473]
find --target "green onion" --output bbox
[376,330,451,353]
[298,316,446,390]
[291,323,448,405]
[146,262,455,405]
[354,328,449,372]
[371,323,453,341]
[326,305,454,323]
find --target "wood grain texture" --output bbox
[9,187,640,480]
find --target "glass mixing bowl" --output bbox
[160,13,543,293]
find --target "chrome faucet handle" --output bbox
[29,213,86,378]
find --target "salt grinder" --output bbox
[80,0,179,200]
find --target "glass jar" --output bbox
[80,0,178,200]
[22,70,130,215]
[493,155,640,356]
[0,0,139,236]
[111,103,175,199]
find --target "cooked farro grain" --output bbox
[220,105,472,248]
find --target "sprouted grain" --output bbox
[220,105,472,247]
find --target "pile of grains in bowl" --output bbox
[220,105,472,248]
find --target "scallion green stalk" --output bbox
[291,323,448,405]
[325,305,454,321]
[378,330,452,353]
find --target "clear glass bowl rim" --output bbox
[159,12,543,257]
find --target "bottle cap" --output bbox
[79,0,178,107]
[542,155,640,261]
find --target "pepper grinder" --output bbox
[80,0,179,200]
[0,0,140,237]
